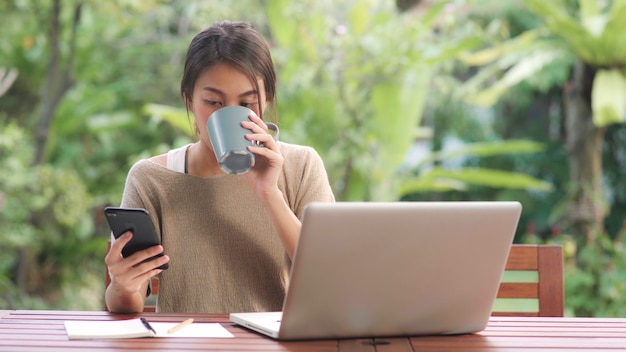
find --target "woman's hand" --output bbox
[104,231,169,312]
[241,112,284,201]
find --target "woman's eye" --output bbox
[205,100,222,106]
[241,102,258,109]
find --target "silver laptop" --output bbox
[230,201,522,340]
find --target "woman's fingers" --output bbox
[106,231,132,264]
[107,231,166,268]
[105,230,169,294]
[242,119,277,149]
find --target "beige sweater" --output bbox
[120,142,335,313]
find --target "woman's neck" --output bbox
[186,142,225,177]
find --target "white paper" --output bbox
[64,319,153,339]
[64,319,234,339]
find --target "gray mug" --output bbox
[206,106,279,174]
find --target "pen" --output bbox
[168,318,194,334]
[140,317,157,336]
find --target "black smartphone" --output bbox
[104,206,168,270]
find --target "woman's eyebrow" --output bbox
[239,89,258,98]
[202,87,224,95]
[201,87,258,98]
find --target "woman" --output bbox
[105,21,335,314]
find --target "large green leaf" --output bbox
[371,67,430,172]
[417,140,546,168]
[399,139,552,196]
[464,0,626,129]
[597,3,626,62]
[400,167,553,196]
[524,0,596,61]
[592,69,626,126]
[462,38,570,107]
[580,0,605,36]
[525,0,626,65]
[460,29,542,66]
[399,177,468,193]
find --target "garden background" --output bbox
[1,0,626,317]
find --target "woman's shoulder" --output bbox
[126,157,169,180]
[129,143,192,174]
[124,155,167,178]
[150,154,167,167]
[277,141,328,177]
[277,141,320,160]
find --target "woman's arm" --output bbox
[260,189,301,259]
[243,114,335,259]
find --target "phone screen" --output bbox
[104,207,168,270]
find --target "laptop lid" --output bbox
[230,201,522,340]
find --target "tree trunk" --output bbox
[16,0,82,292]
[563,61,606,243]
[33,0,81,165]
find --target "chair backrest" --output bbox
[105,244,564,315]
[492,244,564,317]
[104,241,159,312]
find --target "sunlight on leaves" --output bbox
[592,69,626,126]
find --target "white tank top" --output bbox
[166,144,192,173]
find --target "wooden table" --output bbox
[1,310,626,351]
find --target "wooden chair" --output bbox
[493,244,564,317]
[105,244,564,315]
[104,241,159,312]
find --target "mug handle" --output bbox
[266,122,279,141]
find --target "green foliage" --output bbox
[463,0,626,127]
[461,32,574,106]
[524,0,626,127]
[525,0,626,65]
[400,140,553,194]
[0,123,104,309]
[0,125,38,249]
[417,140,547,166]
[1,0,625,317]
[143,104,193,136]
[565,229,626,317]
[267,0,485,200]
[402,166,554,194]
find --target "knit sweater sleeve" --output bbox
[278,143,335,219]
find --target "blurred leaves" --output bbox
[565,229,626,317]
[462,0,626,127]
[269,0,486,200]
[1,0,625,317]
[400,140,552,195]
[143,103,192,136]
[417,140,546,166]
[0,123,100,307]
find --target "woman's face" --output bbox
[187,62,267,148]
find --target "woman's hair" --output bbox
[181,21,277,120]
